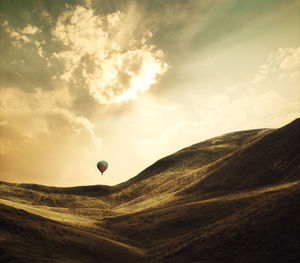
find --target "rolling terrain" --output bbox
[0,118,300,262]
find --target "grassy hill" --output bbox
[0,118,299,262]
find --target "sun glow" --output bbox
[50,5,168,104]
[116,53,168,103]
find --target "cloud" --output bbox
[0,3,170,186]
[253,46,300,84]
[139,121,203,161]
[0,87,102,186]
[279,47,300,70]
[51,5,168,104]
[21,24,39,34]
[41,10,54,24]
[1,20,40,48]
[223,90,300,129]
[138,86,300,165]
[2,0,298,188]
[34,40,46,59]
[83,0,92,8]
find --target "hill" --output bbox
[1,118,299,262]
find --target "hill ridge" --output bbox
[1,118,300,263]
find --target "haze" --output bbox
[0,0,299,186]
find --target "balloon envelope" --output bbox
[97,160,108,174]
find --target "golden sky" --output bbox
[1,0,299,186]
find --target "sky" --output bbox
[0,0,299,187]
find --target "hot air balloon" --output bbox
[97,160,108,175]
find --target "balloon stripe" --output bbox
[97,160,108,174]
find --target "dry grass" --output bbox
[0,198,95,226]
[1,119,300,262]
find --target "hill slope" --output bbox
[108,128,272,208]
[178,118,300,199]
[0,204,145,263]
[0,118,299,262]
